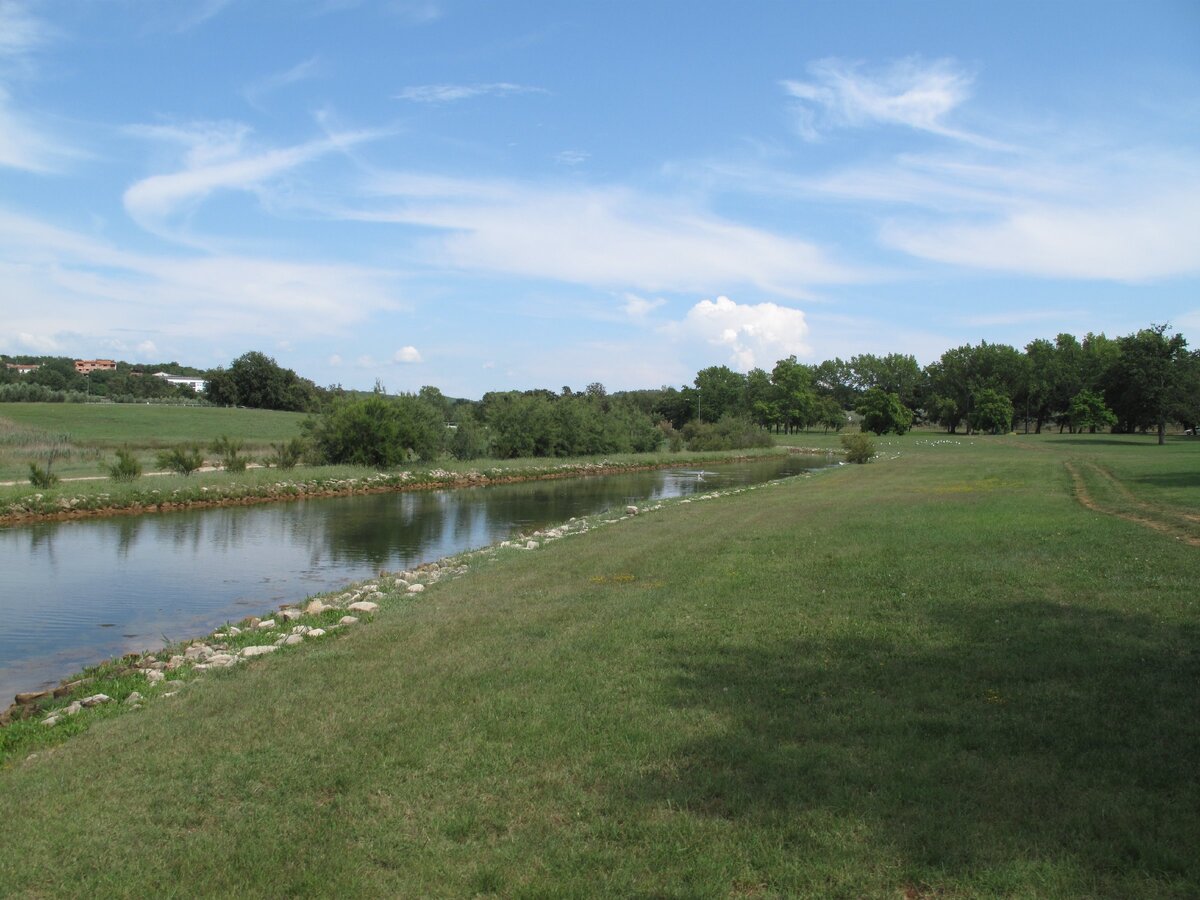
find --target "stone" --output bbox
[256,619,277,630]
[305,599,330,615]
[405,583,425,594]
[165,655,187,670]
[226,625,242,636]
[626,505,639,515]
[63,701,83,716]
[307,628,326,638]
[42,716,60,727]
[124,692,144,705]
[347,601,379,613]
[290,625,311,635]
[208,654,237,668]
[525,541,539,550]
[145,670,165,684]
[80,694,111,707]
[15,690,51,705]
[282,634,304,646]
[278,608,304,621]
[241,645,279,658]
[339,616,359,626]
[184,644,212,660]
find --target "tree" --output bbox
[691,365,747,423]
[1067,390,1117,434]
[306,394,443,467]
[770,356,816,433]
[856,388,913,435]
[1105,325,1189,444]
[968,388,1014,435]
[205,351,320,412]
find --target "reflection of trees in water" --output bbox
[112,515,144,558]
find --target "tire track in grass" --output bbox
[1065,459,1200,547]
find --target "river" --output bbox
[0,456,831,700]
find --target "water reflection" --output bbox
[0,456,827,700]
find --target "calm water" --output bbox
[0,456,830,700]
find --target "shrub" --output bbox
[267,437,306,469]
[840,432,876,464]
[28,462,60,488]
[682,416,774,451]
[107,447,142,482]
[210,435,248,472]
[156,445,205,476]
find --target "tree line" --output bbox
[5,323,1195,465]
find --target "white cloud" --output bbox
[393,345,422,363]
[397,82,545,104]
[0,209,404,347]
[622,293,666,320]
[555,149,590,166]
[243,57,321,107]
[352,174,863,295]
[123,124,380,239]
[882,185,1200,281]
[388,1,442,25]
[783,57,1003,148]
[668,296,810,370]
[328,354,343,366]
[0,1,48,62]
[136,340,159,356]
[16,331,61,352]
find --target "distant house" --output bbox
[6,363,39,375]
[152,371,207,393]
[75,359,116,374]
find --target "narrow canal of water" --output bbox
[1,456,831,699]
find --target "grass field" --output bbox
[1,432,1197,897]
[0,403,307,481]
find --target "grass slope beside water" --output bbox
[1,434,1197,897]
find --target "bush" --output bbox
[856,388,913,435]
[28,462,59,488]
[266,437,306,469]
[682,416,774,451]
[156,445,205,476]
[840,432,876,464]
[209,435,248,472]
[106,447,142,482]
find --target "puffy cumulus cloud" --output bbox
[671,296,810,370]
[393,345,422,363]
[136,340,159,356]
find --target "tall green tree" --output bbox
[1105,325,1190,444]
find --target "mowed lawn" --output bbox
[1,434,1197,897]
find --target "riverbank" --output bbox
[0,446,834,527]
[2,432,1196,897]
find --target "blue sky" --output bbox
[1,0,1198,397]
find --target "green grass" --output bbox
[0,403,307,480]
[0,432,1197,897]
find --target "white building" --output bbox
[152,371,207,393]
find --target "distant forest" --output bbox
[3,324,1197,458]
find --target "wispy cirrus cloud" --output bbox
[0,1,80,172]
[243,56,322,108]
[783,57,1006,149]
[0,208,404,355]
[123,122,379,239]
[396,82,546,103]
[345,172,866,296]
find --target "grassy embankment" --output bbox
[1,432,1196,897]
[0,403,818,523]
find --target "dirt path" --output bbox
[1065,459,1200,547]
